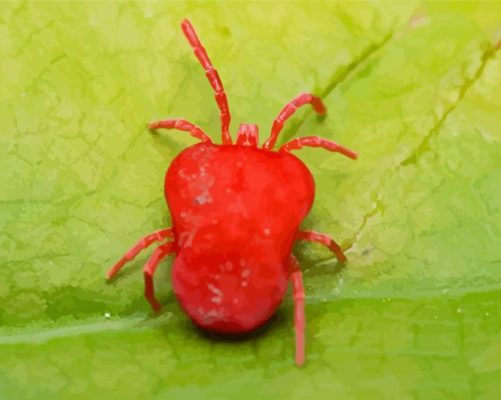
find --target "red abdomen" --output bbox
[165,143,314,333]
[172,252,289,332]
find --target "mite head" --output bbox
[235,123,259,147]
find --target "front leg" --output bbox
[279,136,358,160]
[263,92,326,150]
[148,119,212,143]
[295,229,347,264]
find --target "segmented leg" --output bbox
[263,93,326,150]
[296,229,347,264]
[148,119,212,143]
[106,228,174,280]
[143,242,174,312]
[279,136,358,160]
[289,255,306,366]
[181,19,232,145]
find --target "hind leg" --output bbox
[106,228,174,280]
[289,255,306,366]
[296,229,346,264]
[143,242,174,312]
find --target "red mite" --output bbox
[106,19,357,366]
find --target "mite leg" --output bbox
[106,228,174,280]
[296,230,346,264]
[148,119,212,143]
[181,19,232,145]
[143,242,174,312]
[289,255,306,366]
[263,93,326,150]
[279,136,358,160]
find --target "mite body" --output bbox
[169,143,313,333]
[107,19,357,366]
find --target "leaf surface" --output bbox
[1,2,500,399]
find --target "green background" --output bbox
[1,1,500,399]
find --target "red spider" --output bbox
[106,19,357,366]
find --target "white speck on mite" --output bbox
[202,308,224,324]
[208,283,223,304]
[263,228,271,236]
[194,191,212,205]
[178,231,195,247]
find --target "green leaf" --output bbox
[1,1,500,398]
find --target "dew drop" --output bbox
[104,312,111,319]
